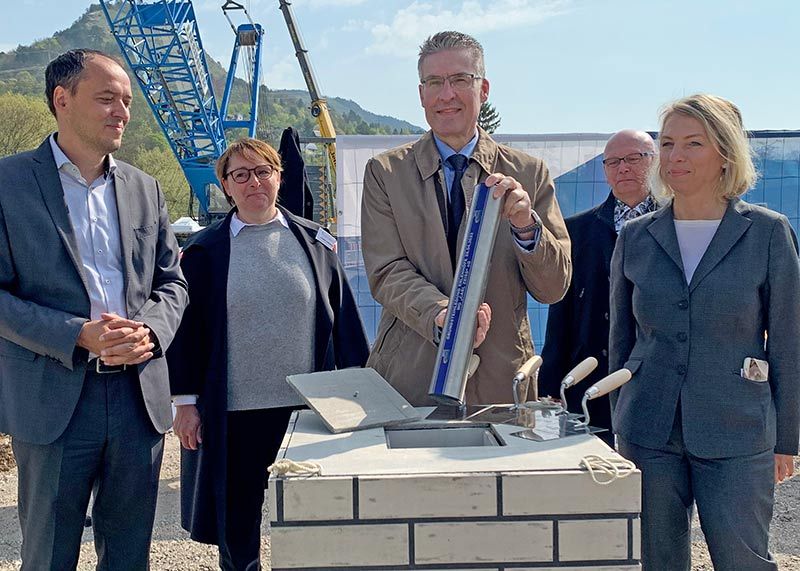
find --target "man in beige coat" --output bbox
[361,31,571,406]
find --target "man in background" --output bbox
[540,129,656,443]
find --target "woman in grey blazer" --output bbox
[609,94,799,570]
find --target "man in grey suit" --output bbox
[0,49,188,569]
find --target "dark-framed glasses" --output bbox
[602,152,653,168]
[225,165,275,183]
[420,72,482,92]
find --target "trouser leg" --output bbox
[617,414,692,571]
[690,448,776,571]
[91,369,164,571]
[219,407,293,571]
[12,372,107,570]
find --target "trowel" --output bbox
[510,368,632,442]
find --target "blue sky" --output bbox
[3,0,798,133]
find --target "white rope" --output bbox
[579,454,637,485]
[268,459,323,477]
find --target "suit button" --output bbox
[676,332,688,342]
[604,312,609,321]
[601,349,608,357]
[677,300,689,310]
[677,364,687,375]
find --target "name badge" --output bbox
[315,228,337,252]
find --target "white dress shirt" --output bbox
[49,135,127,321]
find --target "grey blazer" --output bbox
[609,198,800,459]
[0,137,188,444]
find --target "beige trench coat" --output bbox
[361,128,572,405]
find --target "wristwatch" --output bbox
[510,209,542,237]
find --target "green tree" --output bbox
[132,147,190,222]
[0,93,55,157]
[478,101,501,134]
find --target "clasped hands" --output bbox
[77,312,155,366]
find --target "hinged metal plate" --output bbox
[286,368,426,433]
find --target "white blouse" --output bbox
[674,219,722,283]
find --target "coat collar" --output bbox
[413,126,499,180]
[184,209,236,251]
[646,197,752,290]
[595,191,618,233]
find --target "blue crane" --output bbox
[99,0,264,218]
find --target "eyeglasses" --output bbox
[602,152,653,168]
[420,73,482,92]
[224,165,275,184]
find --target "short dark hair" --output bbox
[44,49,115,116]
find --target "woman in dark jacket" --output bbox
[167,137,369,570]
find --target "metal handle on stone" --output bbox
[561,357,598,389]
[574,369,632,429]
[512,355,543,408]
[466,354,481,380]
[559,356,598,413]
[584,369,632,400]
[514,355,543,383]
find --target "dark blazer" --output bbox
[609,198,800,458]
[167,206,369,544]
[0,137,188,444]
[540,192,617,431]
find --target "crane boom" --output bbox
[100,0,263,218]
[277,0,337,174]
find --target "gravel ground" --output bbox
[0,433,798,570]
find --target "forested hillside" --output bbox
[0,3,422,219]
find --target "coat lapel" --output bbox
[113,167,136,313]
[688,199,751,292]
[596,192,617,234]
[646,204,685,276]
[596,192,618,272]
[31,138,90,293]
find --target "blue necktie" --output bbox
[446,154,469,265]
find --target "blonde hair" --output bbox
[653,94,757,202]
[215,138,283,205]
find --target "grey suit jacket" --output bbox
[0,137,188,444]
[609,198,800,459]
